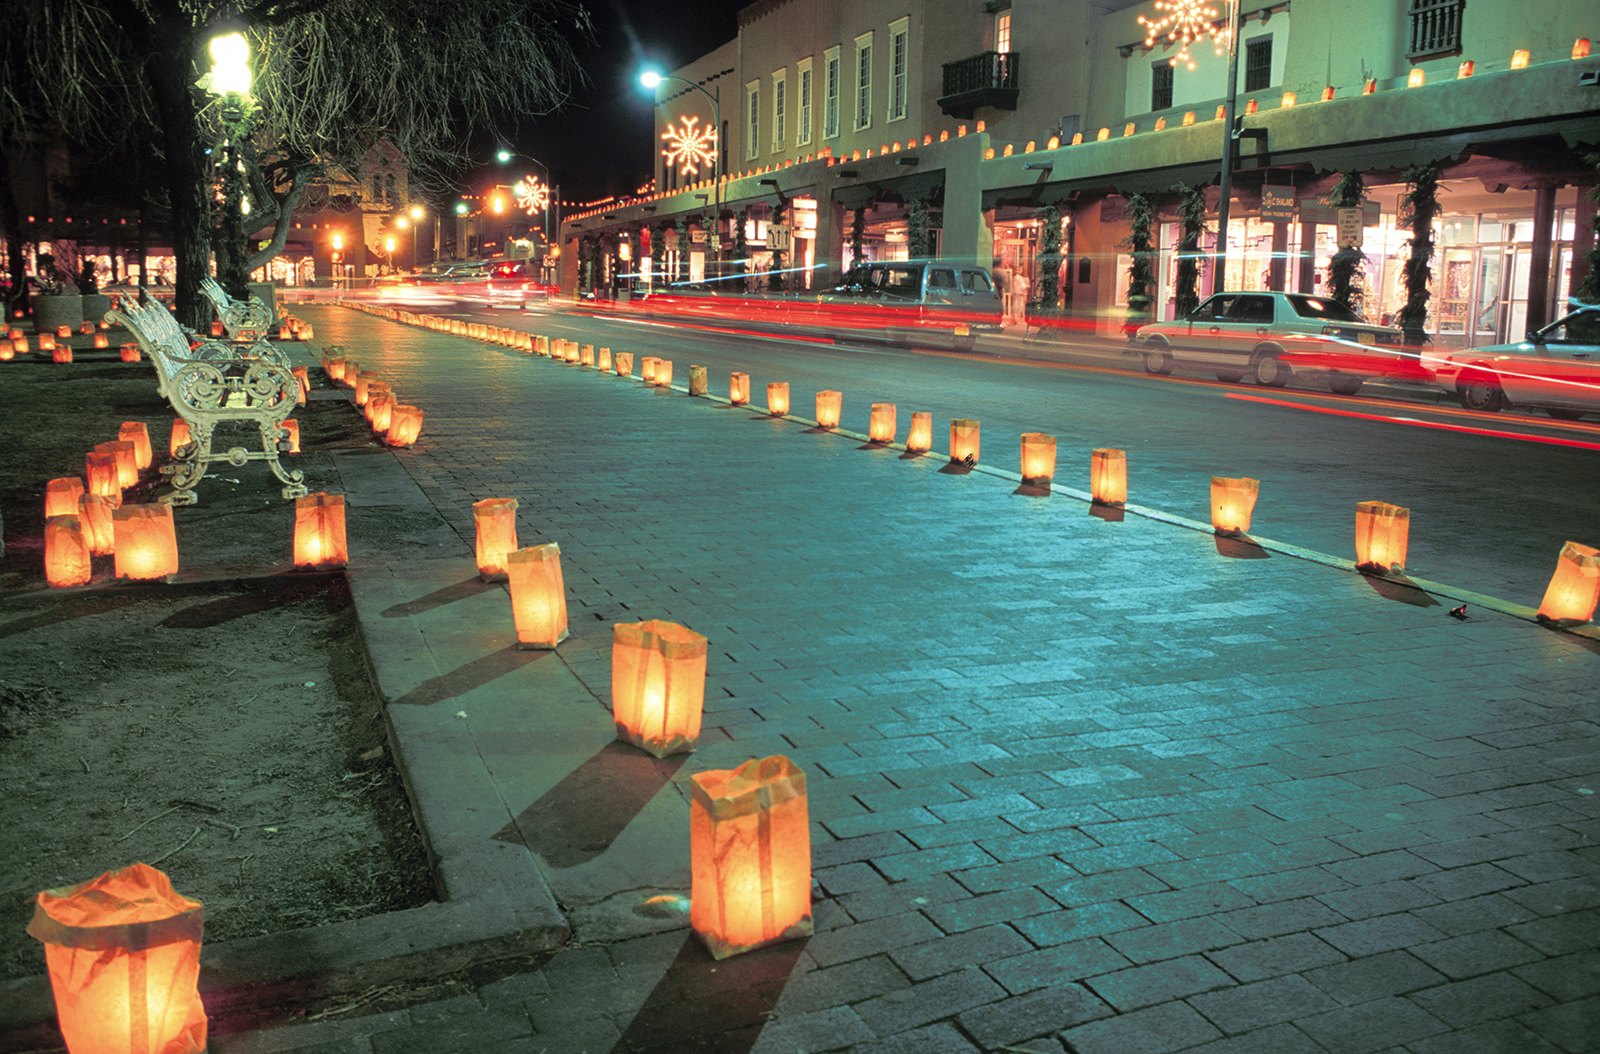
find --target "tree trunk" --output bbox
[148,50,212,329]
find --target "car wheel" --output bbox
[1547,407,1586,421]
[1215,370,1244,382]
[1328,374,1364,396]
[1458,373,1505,412]
[1143,342,1173,375]
[1252,350,1290,387]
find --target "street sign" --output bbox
[1336,207,1365,249]
[1260,184,1296,223]
[767,223,792,253]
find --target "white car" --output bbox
[1133,291,1410,394]
[1427,304,1600,419]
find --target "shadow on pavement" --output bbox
[1363,573,1442,608]
[1089,504,1126,523]
[1214,535,1271,559]
[613,934,807,1054]
[495,741,685,868]
[380,575,498,618]
[1013,482,1051,498]
[389,644,550,706]
[938,461,974,475]
[160,573,345,628]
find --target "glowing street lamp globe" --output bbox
[206,31,253,95]
[639,70,663,89]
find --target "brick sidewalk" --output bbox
[218,305,1599,1054]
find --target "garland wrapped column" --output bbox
[1123,193,1155,338]
[1397,163,1438,347]
[1173,184,1207,318]
[1327,171,1368,313]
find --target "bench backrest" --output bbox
[106,300,188,392]
[199,277,231,315]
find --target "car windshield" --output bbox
[1287,295,1362,322]
[1540,308,1600,344]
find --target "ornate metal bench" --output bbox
[106,298,307,505]
[200,276,277,341]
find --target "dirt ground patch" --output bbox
[0,333,434,982]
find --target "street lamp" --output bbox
[639,67,722,280]
[200,29,258,298]
[497,148,559,280]
[383,235,397,274]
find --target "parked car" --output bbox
[823,261,1002,351]
[1426,303,1600,418]
[1132,291,1409,393]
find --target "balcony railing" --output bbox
[938,51,1020,118]
[1407,0,1464,59]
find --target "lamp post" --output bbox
[640,68,722,280]
[201,29,257,299]
[498,149,559,280]
[383,236,397,274]
[330,231,344,287]
[1213,0,1242,296]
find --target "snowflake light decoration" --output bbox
[514,176,550,215]
[1138,0,1228,71]
[661,115,718,177]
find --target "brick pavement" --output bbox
[218,305,1600,1054]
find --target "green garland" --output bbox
[1397,163,1438,346]
[674,218,690,284]
[907,197,931,259]
[1123,193,1156,335]
[1327,171,1368,313]
[1036,204,1061,312]
[733,210,748,283]
[1173,184,1206,317]
[1578,151,1600,304]
[850,208,866,267]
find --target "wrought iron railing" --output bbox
[941,51,1020,98]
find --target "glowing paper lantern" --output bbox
[295,324,313,341]
[120,343,141,363]
[57,325,73,339]
[209,319,225,338]
[53,344,73,364]
[473,497,520,579]
[1354,501,1410,573]
[642,357,658,383]
[79,495,116,556]
[39,332,56,353]
[730,372,750,405]
[28,863,206,1054]
[815,390,842,429]
[1211,476,1260,535]
[507,543,569,648]
[1407,67,1425,87]
[385,405,424,447]
[767,382,790,416]
[293,492,347,569]
[281,419,300,454]
[655,359,674,387]
[612,619,707,758]
[1020,432,1056,485]
[689,364,708,396]
[906,411,933,453]
[113,503,179,580]
[1510,48,1530,68]
[615,352,634,377]
[598,347,613,372]
[277,324,292,341]
[1,341,15,361]
[354,373,372,407]
[118,422,153,471]
[96,441,139,490]
[169,419,192,458]
[1090,448,1127,506]
[368,392,394,434]
[325,357,346,383]
[581,344,595,366]
[1536,542,1600,624]
[690,755,813,960]
[44,516,93,587]
[950,419,980,465]
[869,403,896,444]
[292,365,309,396]
[45,477,86,519]
[93,332,109,349]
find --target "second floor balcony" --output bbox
[938,51,1019,119]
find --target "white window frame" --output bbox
[772,70,787,152]
[745,81,760,160]
[888,18,909,123]
[823,46,842,139]
[854,31,874,132]
[797,58,814,146]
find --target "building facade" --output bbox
[561,0,1600,342]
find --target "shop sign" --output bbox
[1336,207,1365,249]
[767,223,792,253]
[1260,184,1296,223]
[690,228,707,245]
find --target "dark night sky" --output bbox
[484,0,748,206]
